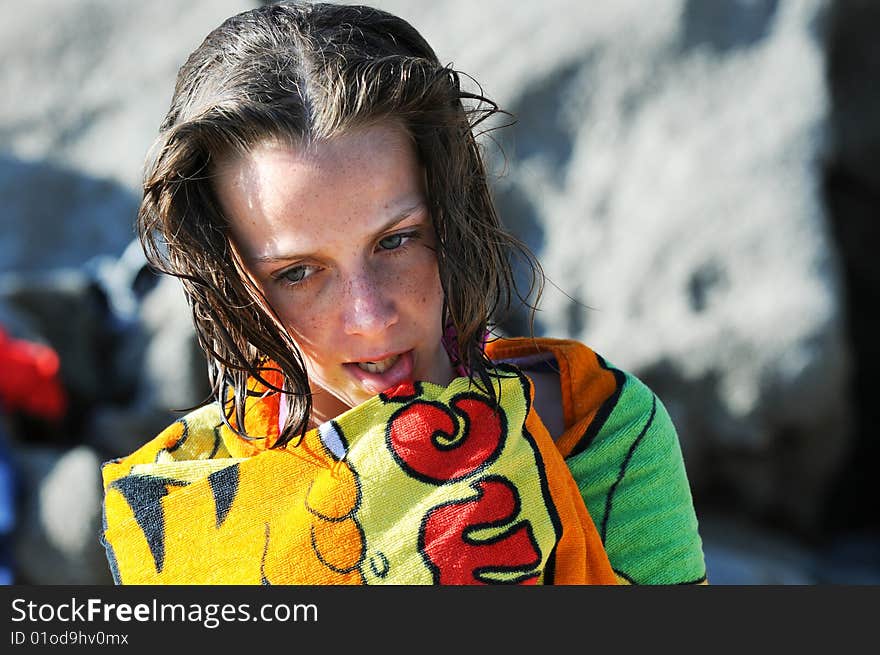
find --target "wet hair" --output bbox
[137,0,543,447]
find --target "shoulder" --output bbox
[104,373,287,489]
[487,337,706,584]
[484,337,621,446]
[565,367,706,583]
[101,403,230,490]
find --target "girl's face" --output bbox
[215,122,455,425]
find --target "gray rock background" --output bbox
[0,0,877,584]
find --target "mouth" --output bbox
[355,353,401,374]
[345,350,414,395]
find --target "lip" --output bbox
[348,350,405,364]
[344,350,414,395]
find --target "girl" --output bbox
[101,1,706,585]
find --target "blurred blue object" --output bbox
[0,414,18,584]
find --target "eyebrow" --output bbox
[250,202,428,264]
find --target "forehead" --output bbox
[213,122,427,260]
[216,121,417,187]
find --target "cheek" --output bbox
[291,314,329,347]
[264,290,326,347]
[395,254,444,308]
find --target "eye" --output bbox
[278,264,317,285]
[378,234,405,251]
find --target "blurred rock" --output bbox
[820,0,880,535]
[11,445,112,585]
[0,0,260,192]
[0,157,138,275]
[815,532,880,584]
[83,404,178,464]
[700,513,819,584]
[137,274,211,418]
[391,0,850,534]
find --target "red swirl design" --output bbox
[387,395,504,483]
[422,477,540,584]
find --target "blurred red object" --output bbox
[0,325,67,422]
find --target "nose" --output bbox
[341,271,398,337]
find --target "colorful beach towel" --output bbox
[101,363,617,585]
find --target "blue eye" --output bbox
[281,265,309,284]
[378,234,405,250]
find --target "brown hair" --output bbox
[138,1,543,447]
